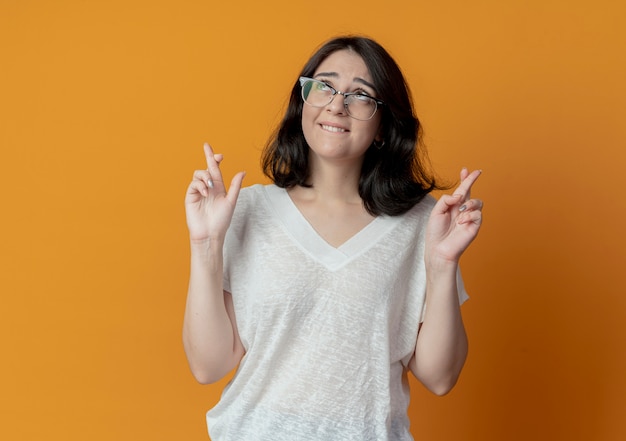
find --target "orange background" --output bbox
[1,1,625,440]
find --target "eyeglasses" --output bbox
[299,76,384,121]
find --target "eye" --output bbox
[314,81,333,92]
[352,93,373,102]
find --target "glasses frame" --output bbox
[299,76,385,121]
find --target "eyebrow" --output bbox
[314,72,377,92]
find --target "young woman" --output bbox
[183,36,483,440]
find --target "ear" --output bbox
[374,126,384,143]
[374,123,385,142]
[373,126,386,149]
[375,119,385,141]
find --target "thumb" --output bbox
[433,193,463,215]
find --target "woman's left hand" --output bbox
[425,168,483,267]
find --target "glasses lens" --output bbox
[301,79,333,107]
[345,95,378,120]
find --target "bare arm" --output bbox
[409,263,468,395]
[409,168,483,395]
[183,239,244,384]
[182,143,246,384]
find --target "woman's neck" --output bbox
[302,155,363,203]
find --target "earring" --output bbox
[373,139,385,149]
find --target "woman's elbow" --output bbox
[184,346,243,384]
[188,362,228,385]
[409,359,464,396]
[424,375,460,396]
[192,369,221,385]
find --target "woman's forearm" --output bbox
[183,238,243,384]
[409,262,468,395]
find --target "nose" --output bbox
[326,91,347,116]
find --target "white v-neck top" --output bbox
[265,184,405,270]
[207,184,468,441]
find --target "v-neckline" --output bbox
[263,185,402,270]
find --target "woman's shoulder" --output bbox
[234,183,283,213]
[403,193,437,219]
[238,183,280,200]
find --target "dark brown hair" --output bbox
[261,36,446,216]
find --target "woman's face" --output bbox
[301,49,382,167]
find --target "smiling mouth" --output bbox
[320,124,348,133]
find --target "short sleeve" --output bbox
[222,185,257,295]
[456,265,469,305]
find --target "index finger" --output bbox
[452,169,482,200]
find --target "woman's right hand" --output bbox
[185,143,246,243]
